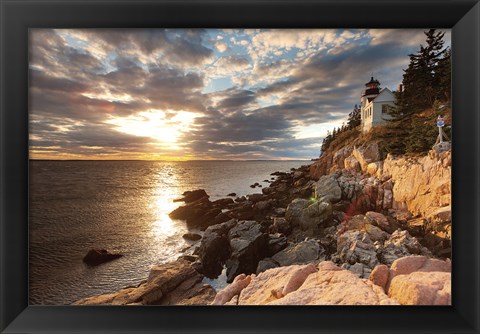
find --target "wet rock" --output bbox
[169,197,219,230]
[261,187,275,195]
[228,201,254,220]
[266,233,288,256]
[227,193,237,197]
[247,193,265,203]
[196,220,236,278]
[235,196,247,203]
[182,233,202,241]
[212,198,235,208]
[225,221,268,282]
[174,189,209,203]
[74,259,215,305]
[212,212,232,225]
[83,249,123,266]
[179,255,198,262]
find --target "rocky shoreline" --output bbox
[74,144,451,306]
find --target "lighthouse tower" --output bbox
[360,76,381,126]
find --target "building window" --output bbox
[382,104,389,113]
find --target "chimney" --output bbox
[397,84,403,93]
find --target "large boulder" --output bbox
[388,271,451,305]
[196,220,237,278]
[174,189,209,203]
[82,249,123,266]
[265,233,288,256]
[225,221,268,282]
[352,142,381,172]
[369,255,451,294]
[271,239,324,267]
[169,197,220,230]
[314,174,342,203]
[74,259,215,305]
[235,261,398,305]
[285,198,332,231]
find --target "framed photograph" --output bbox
[1,0,479,333]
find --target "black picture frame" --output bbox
[1,0,479,333]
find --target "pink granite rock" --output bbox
[369,264,390,291]
[390,256,451,277]
[272,263,317,298]
[388,271,451,305]
[211,273,253,305]
[237,261,398,305]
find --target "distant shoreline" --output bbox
[29,159,312,162]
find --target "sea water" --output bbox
[29,160,307,304]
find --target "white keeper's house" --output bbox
[360,77,396,132]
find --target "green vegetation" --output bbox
[320,29,451,158]
[383,29,451,155]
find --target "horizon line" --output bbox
[29,158,312,162]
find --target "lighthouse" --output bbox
[360,77,396,132]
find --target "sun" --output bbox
[106,109,197,144]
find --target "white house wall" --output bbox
[361,88,395,132]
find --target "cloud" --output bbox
[29,28,450,160]
[209,55,251,77]
[214,41,228,53]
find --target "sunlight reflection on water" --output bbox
[29,160,306,304]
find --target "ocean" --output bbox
[29,160,307,305]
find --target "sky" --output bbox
[29,29,450,160]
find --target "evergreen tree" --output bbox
[347,104,361,129]
[436,48,451,101]
[382,29,450,156]
[394,29,447,119]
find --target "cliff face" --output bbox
[382,150,451,219]
[310,142,451,247]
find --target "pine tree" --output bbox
[436,48,451,101]
[347,104,361,129]
[394,29,447,119]
[383,29,450,155]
